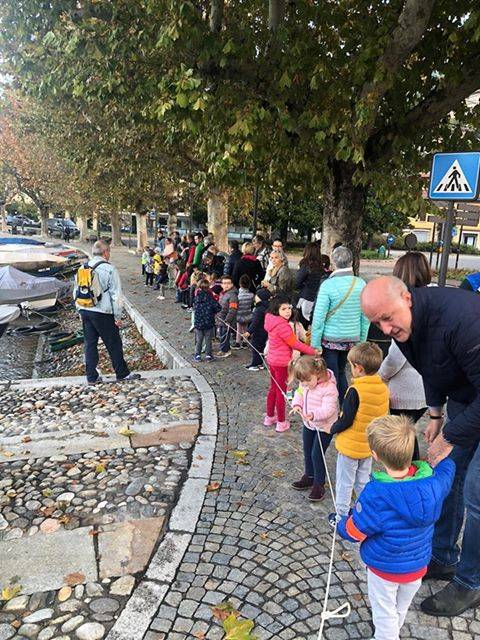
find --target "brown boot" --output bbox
[291,475,314,491]
[308,484,325,502]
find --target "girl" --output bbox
[264,296,318,433]
[290,356,339,502]
[145,249,154,287]
[233,274,254,349]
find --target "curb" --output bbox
[105,300,218,640]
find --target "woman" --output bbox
[263,251,293,296]
[379,252,429,459]
[311,246,369,399]
[296,242,327,328]
[163,237,179,288]
[232,242,265,292]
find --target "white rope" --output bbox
[215,316,351,638]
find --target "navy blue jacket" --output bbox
[247,300,269,343]
[397,286,480,447]
[193,290,221,331]
[338,459,455,575]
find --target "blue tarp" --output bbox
[0,237,44,245]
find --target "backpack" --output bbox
[74,261,108,308]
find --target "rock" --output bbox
[23,608,54,623]
[58,600,82,613]
[39,519,60,534]
[25,500,42,511]
[66,467,81,478]
[61,615,85,633]
[85,583,103,597]
[18,623,40,638]
[75,622,105,640]
[124,477,147,497]
[89,597,119,614]
[0,624,15,640]
[57,493,75,503]
[3,595,29,611]
[74,585,85,599]
[57,586,72,602]
[38,629,55,640]
[0,515,8,531]
[110,575,135,597]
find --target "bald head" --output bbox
[361,276,413,342]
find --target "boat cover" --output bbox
[0,265,69,296]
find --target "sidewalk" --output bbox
[109,246,471,640]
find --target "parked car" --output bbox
[47,218,80,238]
[6,214,23,228]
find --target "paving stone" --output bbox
[0,625,15,640]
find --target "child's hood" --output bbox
[264,313,287,333]
[369,460,449,527]
[196,290,212,303]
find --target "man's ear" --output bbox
[401,290,412,307]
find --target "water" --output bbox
[0,322,40,380]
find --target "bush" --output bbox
[361,249,391,260]
[432,268,475,282]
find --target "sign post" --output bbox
[428,152,480,286]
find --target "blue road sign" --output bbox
[386,234,395,246]
[429,152,480,201]
[452,226,457,237]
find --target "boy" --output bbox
[243,287,271,370]
[338,415,455,640]
[328,342,389,524]
[192,279,221,362]
[215,276,238,358]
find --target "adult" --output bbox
[232,242,265,292]
[185,233,196,266]
[310,246,369,399]
[156,231,166,253]
[172,230,181,250]
[264,238,284,282]
[252,234,270,272]
[378,253,431,460]
[223,240,242,277]
[206,245,225,277]
[74,240,140,385]
[263,251,293,297]
[192,232,204,268]
[361,276,480,617]
[163,237,179,286]
[296,242,327,328]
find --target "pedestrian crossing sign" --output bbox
[429,152,480,200]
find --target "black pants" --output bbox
[145,272,154,286]
[249,334,267,367]
[390,407,426,461]
[80,311,130,383]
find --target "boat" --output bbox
[0,266,70,309]
[0,237,45,246]
[0,305,21,339]
[0,246,67,272]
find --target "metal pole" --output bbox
[455,224,463,270]
[438,201,455,287]
[429,222,436,267]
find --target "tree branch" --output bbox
[209,0,224,33]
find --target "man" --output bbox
[223,240,242,277]
[252,234,270,272]
[156,231,166,253]
[192,232,204,268]
[361,276,480,617]
[74,240,141,385]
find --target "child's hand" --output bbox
[290,406,303,416]
[242,331,250,339]
[304,412,314,422]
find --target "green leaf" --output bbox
[176,93,189,108]
[279,71,291,89]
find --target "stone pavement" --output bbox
[110,246,477,640]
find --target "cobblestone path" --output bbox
[114,248,477,640]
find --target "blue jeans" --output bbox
[322,347,350,400]
[432,400,480,589]
[303,427,333,485]
[219,325,231,353]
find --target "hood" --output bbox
[196,290,212,303]
[242,254,258,262]
[371,461,441,526]
[264,313,287,332]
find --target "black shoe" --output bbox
[291,475,314,491]
[117,372,141,381]
[421,581,480,617]
[424,558,457,581]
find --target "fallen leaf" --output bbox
[259,532,269,540]
[341,552,352,562]
[353,593,362,601]
[168,408,179,415]
[21,436,32,443]
[41,488,52,498]
[95,463,106,474]
[272,470,285,478]
[223,613,255,639]
[207,482,221,492]
[193,633,206,640]
[0,451,14,458]
[41,506,56,517]
[1,585,22,601]
[211,601,238,622]
[118,427,137,437]
[6,489,17,498]
[58,514,72,525]
[10,620,21,629]
[196,454,204,460]
[232,450,248,458]
[63,572,85,586]
[88,529,99,537]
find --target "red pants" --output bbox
[266,365,288,422]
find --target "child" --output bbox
[193,279,221,361]
[145,249,154,287]
[243,288,271,371]
[141,246,150,276]
[290,356,339,501]
[232,274,254,349]
[184,267,202,311]
[338,415,455,640]
[215,276,238,358]
[263,295,318,433]
[206,271,222,301]
[153,251,168,300]
[176,265,193,305]
[290,308,307,361]
[328,342,389,524]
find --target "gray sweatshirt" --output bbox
[378,341,426,410]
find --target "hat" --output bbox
[256,287,271,302]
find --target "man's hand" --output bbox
[115,320,122,328]
[428,434,453,467]
[424,418,443,444]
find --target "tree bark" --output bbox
[92,210,99,237]
[40,206,49,237]
[77,214,88,242]
[210,0,224,33]
[321,161,367,274]
[136,212,148,252]
[167,199,178,236]
[110,210,121,246]
[207,191,228,252]
[269,0,286,32]
[0,202,7,233]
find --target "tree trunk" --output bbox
[77,214,88,242]
[40,206,49,237]
[207,191,228,252]
[321,161,366,274]
[210,0,224,33]
[269,0,286,31]
[110,211,121,246]
[92,210,99,237]
[136,212,148,252]
[167,199,178,236]
[0,202,7,233]
[65,210,71,219]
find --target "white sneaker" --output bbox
[156,296,165,300]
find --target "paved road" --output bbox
[110,246,475,640]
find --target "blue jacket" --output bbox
[311,270,369,347]
[397,286,480,447]
[338,459,455,576]
[193,290,221,331]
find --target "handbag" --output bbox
[325,278,357,321]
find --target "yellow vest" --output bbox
[335,374,389,459]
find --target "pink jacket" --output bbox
[264,313,316,367]
[292,370,339,431]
